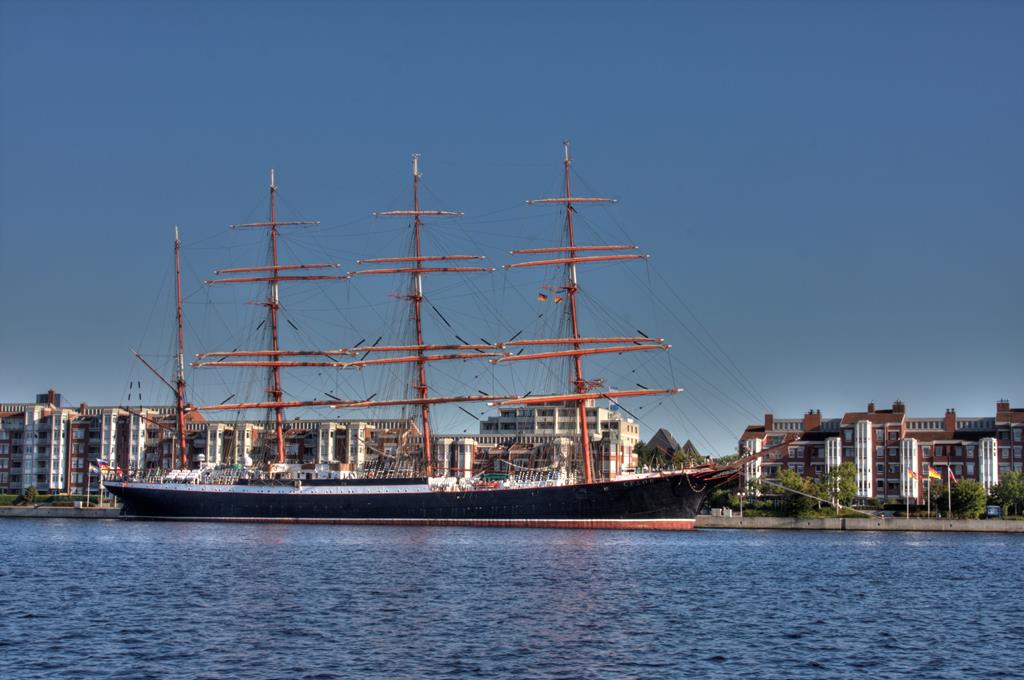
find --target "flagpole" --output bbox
[86,467,91,508]
[904,465,909,519]
[947,464,952,516]
[927,475,930,518]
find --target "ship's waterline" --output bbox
[103,470,729,526]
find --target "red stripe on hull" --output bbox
[124,516,697,531]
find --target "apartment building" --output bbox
[479,401,642,477]
[0,391,76,494]
[1,388,653,491]
[0,389,421,493]
[739,400,1024,502]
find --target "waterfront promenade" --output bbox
[0,506,121,519]
[697,514,1024,532]
[4,505,1024,531]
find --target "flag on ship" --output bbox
[536,292,548,301]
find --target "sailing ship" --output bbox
[103,143,737,529]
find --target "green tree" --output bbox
[990,471,1024,516]
[775,467,816,517]
[930,483,950,515]
[706,487,739,511]
[22,485,38,504]
[820,463,858,509]
[715,453,741,466]
[633,443,668,470]
[633,443,648,468]
[951,479,988,519]
[671,448,704,469]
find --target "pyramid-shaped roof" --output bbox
[647,428,682,454]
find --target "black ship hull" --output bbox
[104,470,731,530]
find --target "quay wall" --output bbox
[696,515,1024,533]
[0,506,121,519]
[2,506,1022,531]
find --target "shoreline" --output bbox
[2,506,1022,532]
[696,514,1024,532]
[0,506,121,519]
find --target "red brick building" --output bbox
[738,400,1024,502]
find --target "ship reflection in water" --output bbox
[4,520,1022,679]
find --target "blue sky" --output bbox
[1,0,1021,456]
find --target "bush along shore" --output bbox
[0,505,121,519]
[0,486,114,509]
[707,467,1024,522]
[696,515,1024,532]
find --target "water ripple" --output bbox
[0,521,1022,679]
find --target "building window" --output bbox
[889,431,897,441]
[876,463,884,474]
[844,430,852,443]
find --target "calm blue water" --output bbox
[1,521,1022,679]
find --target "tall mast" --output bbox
[193,162,509,464]
[198,170,343,466]
[346,154,498,477]
[174,226,188,469]
[267,169,286,464]
[498,141,680,484]
[410,155,434,475]
[560,142,596,483]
